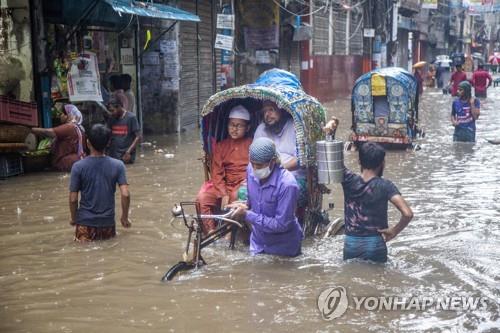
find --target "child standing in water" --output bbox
[451,81,480,143]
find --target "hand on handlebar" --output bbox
[226,202,248,221]
[220,195,230,210]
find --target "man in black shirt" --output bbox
[342,142,413,262]
[106,94,141,164]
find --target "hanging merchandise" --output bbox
[67,51,103,102]
[144,29,152,50]
[51,56,70,99]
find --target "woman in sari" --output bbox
[32,104,87,172]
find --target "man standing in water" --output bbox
[471,64,492,98]
[451,81,480,142]
[107,94,141,164]
[229,137,303,257]
[449,64,467,96]
[342,142,413,262]
[69,124,131,241]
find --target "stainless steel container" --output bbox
[317,140,344,184]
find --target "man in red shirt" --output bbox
[449,65,468,96]
[472,64,492,98]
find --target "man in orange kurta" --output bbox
[196,105,252,235]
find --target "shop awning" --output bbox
[102,0,200,22]
[43,0,200,27]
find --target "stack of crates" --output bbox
[0,96,38,127]
[0,154,24,179]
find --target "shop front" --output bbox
[37,0,200,133]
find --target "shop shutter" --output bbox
[349,12,363,55]
[197,0,215,115]
[313,10,329,55]
[178,0,214,130]
[333,11,347,55]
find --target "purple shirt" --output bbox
[244,164,303,257]
[451,98,480,134]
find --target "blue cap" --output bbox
[249,137,277,163]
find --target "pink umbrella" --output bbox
[489,53,500,65]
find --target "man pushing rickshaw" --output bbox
[163,68,413,281]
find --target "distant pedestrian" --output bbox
[471,64,492,98]
[69,124,131,242]
[121,74,136,115]
[106,94,141,164]
[451,81,480,143]
[109,75,129,112]
[436,63,444,88]
[412,65,424,96]
[449,65,468,96]
[341,142,413,263]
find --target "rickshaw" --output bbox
[350,67,422,149]
[162,69,344,281]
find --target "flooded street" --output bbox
[1,87,499,332]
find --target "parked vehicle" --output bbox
[350,67,423,149]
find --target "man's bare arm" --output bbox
[378,195,413,242]
[282,157,299,171]
[69,192,78,226]
[119,184,131,228]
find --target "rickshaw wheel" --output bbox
[161,261,196,282]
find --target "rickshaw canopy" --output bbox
[201,69,326,167]
[351,67,419,146]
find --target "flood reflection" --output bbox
[1,87,499,332]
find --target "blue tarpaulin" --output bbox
[253,68,303,90]
[103,0,200,22]
[44,0,200,27]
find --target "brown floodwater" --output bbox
[1,86,499,332]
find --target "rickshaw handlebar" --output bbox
[171,206,244,229]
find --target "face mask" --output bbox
[253,166,272,180]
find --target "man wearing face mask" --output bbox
[342,142,413,262]
[228,137,303,257]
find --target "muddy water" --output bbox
[1,87,499,332]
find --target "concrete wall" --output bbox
[0,0,33,102]
[309,54,363,101]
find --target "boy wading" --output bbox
[341,142,413,262]
[451,81,480,143]
[69,124,131,241]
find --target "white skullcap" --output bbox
[228,105,250,121]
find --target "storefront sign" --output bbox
[143,52,160,65]
[244,25,279,50]
[217,14,235,30]
[67,51,103,102]
[159,40,177,54]
[239,0,279,50]
[214,34,234,51]
[422,0,438,9]
[398,15,417,31]
[120,48,134,65]
[363,28,375,38]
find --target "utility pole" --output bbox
[459,9,465,53]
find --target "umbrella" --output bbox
[413,61,427,69]
[488,53,500,64]
[435,58,452,68]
